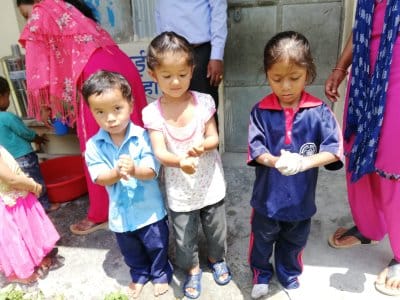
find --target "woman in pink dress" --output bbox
[0,146,60,284]
[325,0,400,296]
[17,0,148,235]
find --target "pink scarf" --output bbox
[18,0,115,124]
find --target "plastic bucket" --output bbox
[39,155,88,203]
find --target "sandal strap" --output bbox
[340,226,372,244]
[184,271,202,289]
[387,259,400,279]
[211,261,230,277]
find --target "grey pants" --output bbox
[170,200,227,271]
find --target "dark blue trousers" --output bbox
[115,217,173,284]
[190,42,219,108]
[16,152,50,210]
[249,210,311,288]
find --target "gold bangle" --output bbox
[332,67,349,75]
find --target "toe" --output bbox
[376,268,388,285]
[128,283,143,299]
[154,283,168,296]
[333,227,347,239]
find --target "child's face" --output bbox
[0,92,10,111]
[267,59,308,108]
[88,88,132,139]
[149,51,193,101]
[18,4,34,20]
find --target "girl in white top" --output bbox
[142,31,231,299]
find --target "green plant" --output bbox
[0,285,61,300]
[103,291,129,300]
[0,285,24,300]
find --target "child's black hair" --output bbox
[264,31,316,84]
[147,31,194,71]
[81,70,132,104]
[0,77,10,96]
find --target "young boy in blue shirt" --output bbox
[82,70,173,298]
[0,76,59,212]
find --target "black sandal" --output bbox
[328,226,378,249]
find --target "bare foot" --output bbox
[154,282,169,296]
[330,227,361,247]
[69,218,108,235]
[46,202,61,213]
[128,282,144,299]
[7,272,38,284]
[375,265,400,295]
[328,227,378,249]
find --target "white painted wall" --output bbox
[0,1,24,77]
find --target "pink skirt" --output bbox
[0,193,60,279]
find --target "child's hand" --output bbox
[187,143,205,157]
[33,134,48,145]
[117,154,135,180]
[275,150,305,176]
[40,106,53,129]
[33,182,42,197]
[180,156,199,174]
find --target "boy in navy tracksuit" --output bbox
[247,31,343,299]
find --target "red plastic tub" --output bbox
[39,155,88,203]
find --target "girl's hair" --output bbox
[81,70,132,104]
[16,0,97,22]
[264,31,316,84]
[147,31,194,70]
[0,77,10,95]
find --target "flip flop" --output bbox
[37,255,65,279]
[183,270,202,299]
[208,260,232,285]
[375,259,400,296]
[69,219,108,235]
[328,226,378,249]
[45,202,61,213]
[7,272,39,285]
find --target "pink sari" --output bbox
[19,0,147,223]
[344,0,400,260]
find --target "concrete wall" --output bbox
[0,2,21,69]
[223,0,354,152]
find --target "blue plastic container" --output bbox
[53,118,69,135]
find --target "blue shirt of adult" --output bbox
[85,122,167,233]
[155,0,227,60]
[0,111,36,159]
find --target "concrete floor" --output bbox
[0,153,395,299]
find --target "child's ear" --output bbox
[129,99,134,113]
[148,70,157,82]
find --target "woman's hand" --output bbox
[324,69,347,102]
